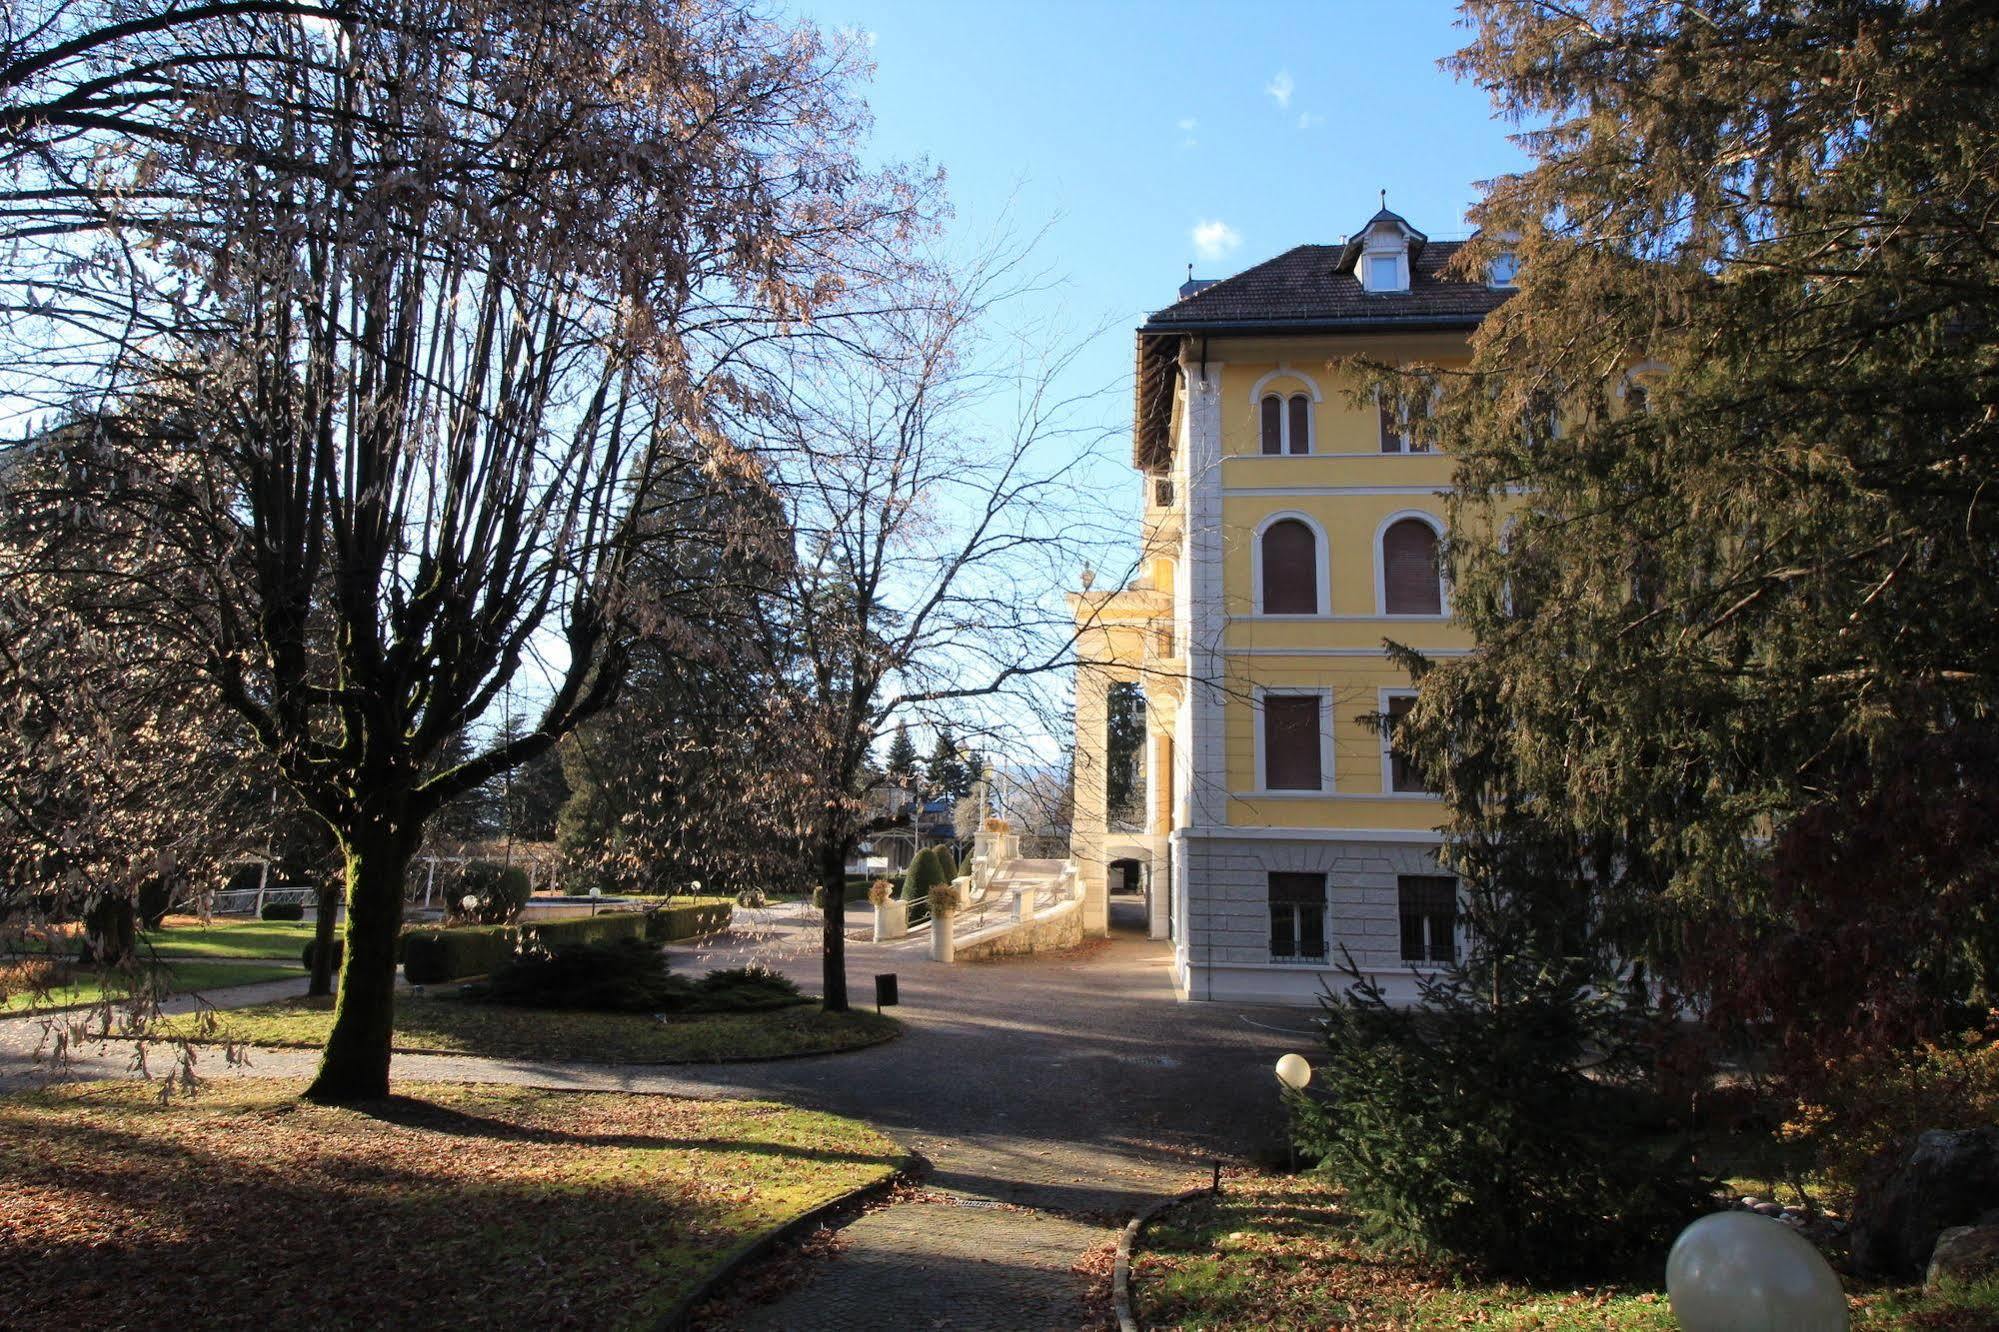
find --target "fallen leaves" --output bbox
[0,1080,902,1330]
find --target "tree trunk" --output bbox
[82,892,136,966]
[818,837,849,1012]
[304,825,413,1103]
[307,876,339,998]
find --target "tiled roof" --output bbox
[1142,241,1509,332]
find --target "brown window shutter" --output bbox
[1263,695,1321,790]
[1261,395,1282,454]
[1260,519,1318,614]
[1386,693,1428,792]
[1383,519,1442,614]
[1378,402,1403,453]
[1288,395,1310,454]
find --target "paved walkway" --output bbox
[0,899,1325,1329]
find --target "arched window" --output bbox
[1259,393,1311,455]
[1381,518,1443,615]
[1260,518,1319,614]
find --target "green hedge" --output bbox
[644,899,732,943]
[400,913,659,984]
[403,924,516,984]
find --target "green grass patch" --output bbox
[1130,1169,1993,1331]
[142,918,318,959]
[0,1079,903,1329]
[153,990,900,1063]
[0,958,303,1014]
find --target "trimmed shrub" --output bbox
[934,846,959,882]
[902,848,949,926]
[402,924,516,984]
[644,899,732,943]
[450,862,532,925]
[302,939,342,972]
[736,887,768,909]
[533,913,648,950]
[260,901,306,921]
[483,937,688,1012]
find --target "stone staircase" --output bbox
[951,858,1071,939]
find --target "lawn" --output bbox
[0,958,303,1014]
[143,916,318,958]
[153,990,901,1063]
[0,1080,905,1329]
[1129,1170,1999,1331]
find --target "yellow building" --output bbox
[1070,206,1514,1004]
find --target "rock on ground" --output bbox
[1851,1127,1999,1279]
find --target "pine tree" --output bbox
[885,723,920,788]
[1385,0,1999,1061]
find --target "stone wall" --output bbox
[1175,834,1452,1005]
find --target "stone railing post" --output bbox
[929,904,955,963]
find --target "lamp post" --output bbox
[589,885,602,917]
[1275,1054,1312,1173]
[1665,1211,1848,1331]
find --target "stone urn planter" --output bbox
[872,897,908,943]
[927,881,963,962]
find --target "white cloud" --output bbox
[1265,70,1294,108]
[1297,111,1325,131]
[1191,219,1242,262]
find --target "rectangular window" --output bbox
[1262,694,1322,791]
[1268,872,1327,961]
[1152,476,1174,507]
[1368,255,1399,291]
[1377,400,1404,453]
[1260,394,1283,454]
[1286,395,1310,455]
[1383,693,1430,793]
[1398,875,1458,963]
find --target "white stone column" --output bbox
[1071,666,1111,936]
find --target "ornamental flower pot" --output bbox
[873,897,908,942]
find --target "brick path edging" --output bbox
[1114,1185,1213,1332]
[656,1149,926,1331]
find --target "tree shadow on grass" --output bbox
[355,1093,904,1167]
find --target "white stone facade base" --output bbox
[930,910,955,963]
[872,899,908,943]
[1172,832,1454,1008]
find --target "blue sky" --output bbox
[793,0,1532,454]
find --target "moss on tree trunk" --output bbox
[304,827,412,1102]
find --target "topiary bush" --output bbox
[902,848,948,926]
[934,846,959,882]
[449,863,532,925]
[260,901,306,921]
[302,939,342,972]
[1290,948,1714,1280]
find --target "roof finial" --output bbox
[1380,187,1387,211]
[1186,262,1193,282]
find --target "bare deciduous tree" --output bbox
[0,0,930,1100]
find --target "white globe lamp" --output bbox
[1275,1053,1312,1091]
[1666,1212,1848,1331]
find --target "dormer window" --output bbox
[1340,201,1425,295]
[1487,251,1520,288]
